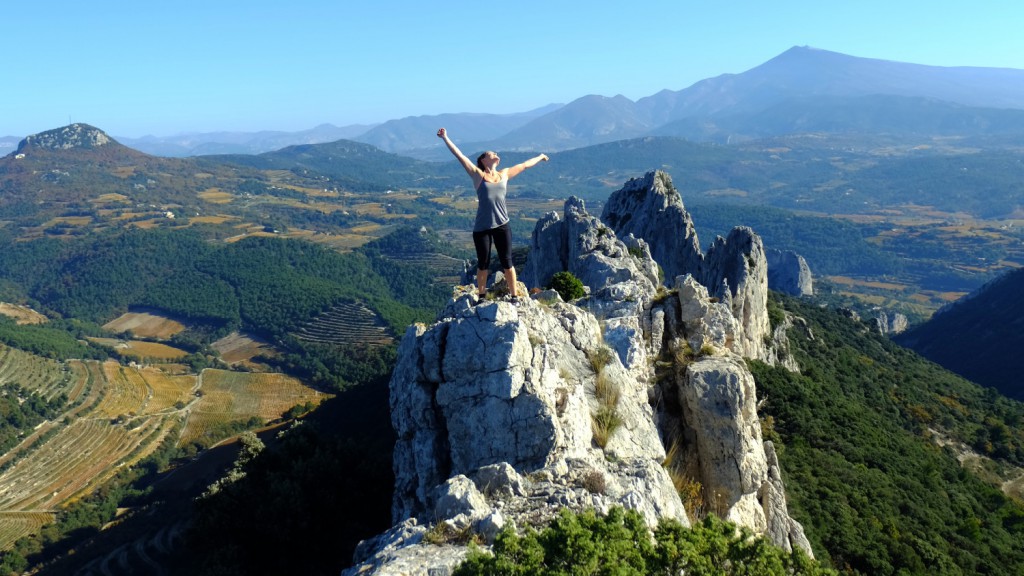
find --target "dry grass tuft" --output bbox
[587,346,615,374]
[591,407,622,449]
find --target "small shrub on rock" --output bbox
[548,271,586,302]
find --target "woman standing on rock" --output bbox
[437,127,548,302]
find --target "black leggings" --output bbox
[473,223,513,271]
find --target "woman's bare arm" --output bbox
[505,153,549,179]
[437,128,479,178]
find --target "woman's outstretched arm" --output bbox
[505,153,549,179]
[437,128,478,177]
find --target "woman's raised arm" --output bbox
[437,128,478,177]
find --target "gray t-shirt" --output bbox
[473,173,509,232]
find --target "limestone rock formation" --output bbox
[665,355,809,553]
[599,171,704,283]
[600,171,773,362]
[345,179,812,575]
[766,248,814,297]
[871,310,909,335]
[702,227,771,361]
[522,209,568,290]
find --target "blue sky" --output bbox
[4,1,1023,138]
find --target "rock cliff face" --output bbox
[346,178,812,575]
[766,248,814,297]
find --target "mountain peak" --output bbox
[18,123,113,153]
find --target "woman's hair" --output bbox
[476,151,496,170]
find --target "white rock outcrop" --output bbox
[345,177,812,575]
[600,170,775,362]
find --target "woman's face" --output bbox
[481,151,500,168]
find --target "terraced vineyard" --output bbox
[292,301,394,347]
[0,344,73,400]
[0,417,176,511]
[210,331,277,366]
[0,512,53,552]
[70,520,188,576]
[94,361,152,419]
[178,370,327,447]
[0,351,325,551]
[383,251,467,287]
[141,368,196,414]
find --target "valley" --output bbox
[0,340,327,551]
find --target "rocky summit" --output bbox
[346,172,812,575]
[16,123,112,153]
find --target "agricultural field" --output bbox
[0,344,71,400]
[210,332,277,366]
[198,188,234,204]
[87,338,190,362]
[822,276,963,317]
[0,347,325,551]
[0,512,54,553]
[189,214,238,225]
[91,192,130,203]
[93,361,194,419]
[0,303,48,325]
[102,310,186,339]
[178,370,328,448]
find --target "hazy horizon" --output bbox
[5,1,1024,139]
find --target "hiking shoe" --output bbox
[503,294,525,306]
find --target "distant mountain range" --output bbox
[7,46,1023,159]
[0,135,19,154]
[116,123,376,157]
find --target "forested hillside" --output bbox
[751,295,1024,575]
[0,226,458,389]
[895,267,1024,400]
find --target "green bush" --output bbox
[547,271,586,302]
[454,507,835,576]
